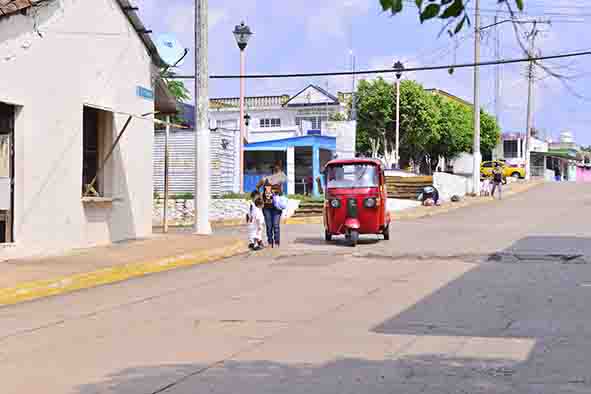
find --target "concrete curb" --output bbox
[0,240,248,307]
[396,180,544,221]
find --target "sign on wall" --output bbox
[136,86,154,101]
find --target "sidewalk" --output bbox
[0,233,246,306]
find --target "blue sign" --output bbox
[307,130,321,136]
[136,86,154,101]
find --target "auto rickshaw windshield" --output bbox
[326,164,379,188]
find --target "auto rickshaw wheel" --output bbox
[382,225,390,241]
[324,230,332,242]
[349,230,359,247]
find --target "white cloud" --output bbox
[305,0,370,39]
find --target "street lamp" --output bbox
[393,61,404,169]
[233,21,253,193]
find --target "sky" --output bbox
[135,0,591,145]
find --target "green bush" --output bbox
[171,192,194,200]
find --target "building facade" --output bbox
[154,85,355,197]
[0,0,175,257]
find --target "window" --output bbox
[216,119,238,130]
[503,140,518,158]
[259,118,281,128]
[326,164,379,188]
[296,115,328,130]
[482,162,493,168]
[82,107,113,197]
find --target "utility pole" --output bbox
[163,115,171,233]
[524,22,539,181]
[194,0,211,234]
[471,0,481,195]
[494,15,501,125]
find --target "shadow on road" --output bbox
[368,236,591,391]
[75,355,559,394]
[293,237,380,247]
[75,237,591,394]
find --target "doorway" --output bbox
[0,102,14,243]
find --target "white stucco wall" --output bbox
[433,172,472,202]
[0,0,154,257]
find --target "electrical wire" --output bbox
[168,50,591,80]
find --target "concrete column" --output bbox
[517,138,522,159]
[312,145,320,197]
[287,146,295,195]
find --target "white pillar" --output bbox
[517,138,522,160]
[194,0,211,234]
[287,146,295,195]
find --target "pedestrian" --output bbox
[256,161,287,248]
[554,166,561,182]
[247,195,265,251]
[491,162,503,199]
[248,195,265,250]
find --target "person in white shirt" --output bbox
[247,195,265,251]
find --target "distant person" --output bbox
[256,162,287,248]
[491,162,503,199]
[554,166,561,181]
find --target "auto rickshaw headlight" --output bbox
[364,197,377,208]
[330,199,341,208]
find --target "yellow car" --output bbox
[481,161,525,179]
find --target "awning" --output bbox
[84,103,187,128]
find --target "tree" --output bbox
[355,78,395,158]
[157,70,191,129]
[377,0,524,36]
[397,79,441,172]
[480,109,501,156]
[431,95,472,166]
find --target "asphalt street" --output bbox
[1,182,590,393]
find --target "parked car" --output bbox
[481,160,525,179]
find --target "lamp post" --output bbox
[233,21,253,194]
[393,61,404,169]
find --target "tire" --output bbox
[382,225,390,241]
[349,230,359,247]
[324,230,332,242]
[512,172,521,179]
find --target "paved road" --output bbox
[1,182,591,393]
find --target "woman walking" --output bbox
[256,161,287,248]
[491,162,504,200]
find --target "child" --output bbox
[247,195,265,251]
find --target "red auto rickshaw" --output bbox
[323,158,391,246]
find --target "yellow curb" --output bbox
[283,216,323,225]
[0,240,248,307]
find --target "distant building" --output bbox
[153,85,356,197]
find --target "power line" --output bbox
[170,50,591,80]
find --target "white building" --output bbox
[0,0,176,257]
[153,85,355,197]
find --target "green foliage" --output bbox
[172,192,194,200]
[213,192,250,200]
[480,109,501,155]
[355,78,395,155]
[397,79,441,167]
[378,0,524,35]
[157,70,191,129]
[355,77,501,173]
[329,112,348,121]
